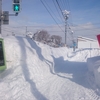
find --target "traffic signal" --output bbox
[13,4,20,11]
[13,0,20,12]
[13,0,20,3]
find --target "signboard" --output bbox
[97,34,100,46]
[0,41,4,66]
[0,38,6,70]
[0,19,1,25]
[2,11,9,25]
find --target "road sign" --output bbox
[97,34,100,46]
[2,11,9,25]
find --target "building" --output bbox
[78,36,99,48]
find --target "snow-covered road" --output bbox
[0,36,100,100]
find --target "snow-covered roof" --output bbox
[78,36,97,42]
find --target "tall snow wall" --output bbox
[87,56,100,89]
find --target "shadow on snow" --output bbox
[24,37,97,92]
[27,38,55,75]
[52,55,91,89]
[16,36,47,100]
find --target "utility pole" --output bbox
[0,0,2,35]
[65,18,67,47]
[62,10,70,47]
[26,26,27,35]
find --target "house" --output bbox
[78,36,99,48]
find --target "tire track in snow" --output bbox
[38,74,68,100]
[83,88,100,100]
[16,37,48,100]
[60,79,100,100]
[42,60,100,100]
[43,51,100,100]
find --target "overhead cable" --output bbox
[40,0,64,32]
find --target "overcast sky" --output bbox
[2,0,100,42]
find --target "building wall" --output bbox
[78,41,99,48]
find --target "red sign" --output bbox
[97,34,100,46]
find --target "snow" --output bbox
[87,57,100,92]
[94,60,100,89]
[0,36,100,100]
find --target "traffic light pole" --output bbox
[0,0,18,35]
[9,13,18,16]
[0,0,2,35]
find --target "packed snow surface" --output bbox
[0,36,100,100]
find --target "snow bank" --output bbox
[87,56,100,72]
[94,60,100,89]
[0,36,100,100]
[87,56,100,90]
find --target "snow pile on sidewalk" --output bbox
[87,56,100,93]
[0,36,100,100]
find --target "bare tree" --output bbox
[33,31,39,40]
[33,30,62,47]
[51,35,62,46]
[33,30,50,43]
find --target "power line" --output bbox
[2,29,13,33]
[40,0,64,32]
[59,0,65,10]
[52,0,64,23]
[17,24,97,27]
[70,23,100,27]
[2,28,100,33]
[2,27,24,32]
[4,25,100,30]
[63,0,70,10]
[9,22,100,29]
[74,28,100,31]
[7,26,100,32]
[43,0,63,24]
[67,0,73,26]
[56,0,64,18]
[63,0,67,10]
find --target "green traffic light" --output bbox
[13,4,20,11]
[15,5,19,11]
